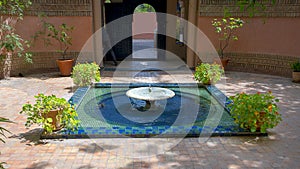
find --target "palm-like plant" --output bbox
[0,117,12,143]
[0,117,12,169]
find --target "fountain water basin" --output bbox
[126,87,175,101]
[126,87,175,111]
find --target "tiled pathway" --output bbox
[0,71,299,169]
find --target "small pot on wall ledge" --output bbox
[292,72,300,83]
[214,58,229,68]
[220,58,229,68]
[56,59,74,76]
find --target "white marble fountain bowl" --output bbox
[126,87,175,101]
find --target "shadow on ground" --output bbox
[26,161,50,169]
[9,128,46,146]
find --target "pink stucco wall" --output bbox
[132,13,157,39]
[16,16,93,52]
[198,17,300,57]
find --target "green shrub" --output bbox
[72,63,100,86]
[291,61,300,72]
[227,91,282,133]
[194,63,224,85]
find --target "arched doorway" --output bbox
[104,0,167,61]
[132,4,157,59]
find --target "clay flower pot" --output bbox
[292,72,300,83]
[214,58,229,68]
[56,59,74,76]
[42,110,62,131]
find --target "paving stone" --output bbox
[0,71,299,168]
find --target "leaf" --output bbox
[0,117,13,143]
[46,118,52,123]
[250,127,257,132]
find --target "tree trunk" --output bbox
[3,52,12,79]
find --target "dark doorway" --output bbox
[104,0,167,61]
[132,4,157,59]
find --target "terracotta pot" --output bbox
[202,81,212,85]
[43,110,62,131]
[56,59,74,76]
[214,58,229,68]
[292,72,300,82]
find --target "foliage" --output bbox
[20,94,80,134]
[134,4,155,13]
[0,117,12,169]
[33,15,74,59]
[0,24,32,61]
[0,0,32,17]
[291,61,300,72]
[194,63,224,85]
[0,0,32,65]
[0,162,5,169]
[72,63,101,86]
[236,0,276,17]
[0,117,12,143]
[227,91,282,133]
[212,17,244,59]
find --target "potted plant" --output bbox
[227,91,282,133]
[34,16,74,76]
[71,62,101,86]
[45,22,74,76]
[20,94,80,134]
[212,17,244,67]
[291,61,300,82]
[194,63,224,85]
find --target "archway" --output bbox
[132,4,157,59]
[103,0,167,61]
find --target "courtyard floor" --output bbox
[0,70,299,169]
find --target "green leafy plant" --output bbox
[72,63,101,86]
[212,17,244,59]
[236,0,276,17]
[0,117,12,169]
[0,0,32,79]
[291,61,300,72]
[194,63,224,85]
[33,15,74,60]
[227,91,282,133]
[20,94,80,134]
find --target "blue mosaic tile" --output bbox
[42,83,269,139]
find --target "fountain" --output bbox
[126,86,175,111]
